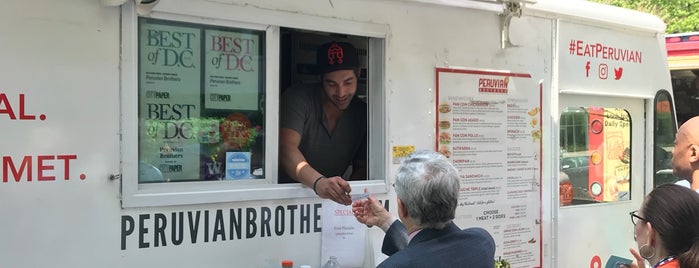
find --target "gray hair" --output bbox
[394,150,460,229]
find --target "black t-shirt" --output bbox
[279,83,367,183]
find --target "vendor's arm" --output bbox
[280,128,352,205]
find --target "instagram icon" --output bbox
[598,63,608,79]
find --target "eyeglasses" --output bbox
[629,210,648,225]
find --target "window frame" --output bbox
[652,89,677,187]
[120,1,389,208]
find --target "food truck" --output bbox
[0,0,676,267]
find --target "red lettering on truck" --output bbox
[2,154,80,182]
[0,93,45,120]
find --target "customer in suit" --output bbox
[352,150,495,268]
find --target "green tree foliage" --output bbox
[591,0,699,33]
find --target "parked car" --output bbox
[560,155,593,203]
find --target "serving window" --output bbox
[120,2,387,207]
[559,107,632,206]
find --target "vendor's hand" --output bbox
[352,189,391,227]
[627,247,645,268]
[316,176,352,205]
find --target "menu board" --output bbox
[436,68,542,268]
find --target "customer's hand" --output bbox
[627,247,645,268]
[352,189,392,228]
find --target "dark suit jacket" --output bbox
[377,220,495,268]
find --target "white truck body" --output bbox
[0,0,672,267]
